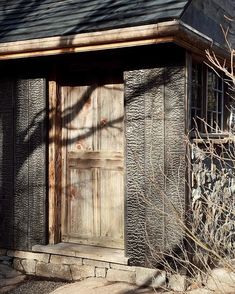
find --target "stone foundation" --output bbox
[0,249,168,288]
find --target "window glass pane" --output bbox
[218,113,222,130]
[192,67,197,84]
[191,86,197,107]
[212,112,217,130]
[208,89,216,111]
[218,92,222,111]
[191,63,225,134]
[218,77,223,91]
[208,71,214,89]
[207,112,212,130]
[191,63,203,131]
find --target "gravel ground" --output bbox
[5,277,70,294]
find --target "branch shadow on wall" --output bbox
[0,1,187,279]
[0,67,178,249]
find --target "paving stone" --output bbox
[50,255,82,265]
[49,278,145,294]
[83,259,109,268]
[106,268,136,284]
[0,263,22,280]
[0,274,26,287]
[135,267,166,288]
[7,250,50,263]
[0,249,7,256]
[110,263,136,271]
[0,256,13,266]
[95,267,107,278]
[206,268,235,293]
[188,289,213,294]
[0,284,17,294]
[168,274,187,291]
[13,258,24,272]
[0,256,12,262]
[21,259,36,274]
[36,262,72,281]
[70,265,95,281]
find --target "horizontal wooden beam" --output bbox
[0,20,229,60]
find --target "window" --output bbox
[191,61,226,134]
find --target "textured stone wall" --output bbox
[0,78,47,250]
[125,66,186,266]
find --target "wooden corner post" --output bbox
[48,70,62,244]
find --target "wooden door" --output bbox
[61,77,124,249]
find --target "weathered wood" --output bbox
[0,80,14,248]
[48,75,62,244]
[124,69,146,266]
[68,158,123,170]
[0,78,46,250]
[14,78,47,250]
[0,21,176,55]
[14,79,30,249]
[0,37,174,60]
[28,79,47,248]
[33,243,128,264]
[68,151,123,160]
[61,80,124,249]
[0,20,228,61]
[125,66,186,266]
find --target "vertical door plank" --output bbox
[67,86,95,152]
[61,86,68,241]
[100,169,124,242]
[99,83,124,151]
[68,168,94,238]
[61,78,124,249]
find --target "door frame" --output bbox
[48,72,62,244]
[48,70,126,246]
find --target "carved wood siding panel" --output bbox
[125,66,186,266]
[0,78,47,250]
[61,81,124,249]
[0,80,14,248]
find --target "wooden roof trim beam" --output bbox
[0,20,227,60]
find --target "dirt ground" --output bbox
[5,276,69,294]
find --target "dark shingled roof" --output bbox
[0,0,190,42]
[0,0,233,47]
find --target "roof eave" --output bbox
[0,20,228,60]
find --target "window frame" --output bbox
[190,61,226,137]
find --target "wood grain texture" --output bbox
[0,80,14,248]
[61,81,124,249]
[49,77,62,244]
[28,79,47,248]
[124,66,186,266]
[0,78,46,250]
[14,78,47,250]
[164,67,186,251]
[14,79,30,249]
[124,69,147,266]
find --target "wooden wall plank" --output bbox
[14,78,47,249]
[124,70,146,266]
[0,80,14,248]
[14,79,30,249]
[48,76,61,244]
[144,68,166,259]
[164,67,186,250]
[124,65,186,266]
[28,78,47,247]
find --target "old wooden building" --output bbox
[0,0,234,283]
